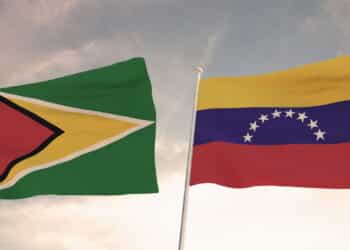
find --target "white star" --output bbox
[272,109,282,118]
[307,119,318,130]
[314,129,326,141]
[258,114,269,123]
[297,112,308,123]
[249,121,260,132]
[285,109,295,118]
[243,132,253,143]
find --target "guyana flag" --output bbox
[0,58,158,199]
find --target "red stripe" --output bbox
[191,142,350,188]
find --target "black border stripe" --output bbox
[0,95,64,181]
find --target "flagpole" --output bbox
[178,66,204,250]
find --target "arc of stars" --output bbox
[243,108,327,143]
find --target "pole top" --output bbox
[195,66,204,74]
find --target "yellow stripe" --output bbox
[0,95,139,186]
[198,55,350,110]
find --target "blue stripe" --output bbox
[194,100,350,145]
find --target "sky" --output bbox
[1,0,350,249]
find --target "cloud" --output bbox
[199,17,229,69]
[0,177,184,250]
[4,34,144,85]
[4,1,350,250]
[16,0,80,25]
[300,0,350,55]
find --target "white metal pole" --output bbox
[178,66,204,250]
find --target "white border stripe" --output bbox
[0,92,154,190]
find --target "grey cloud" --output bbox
[2,1,350,250]
[0,0,232,80]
